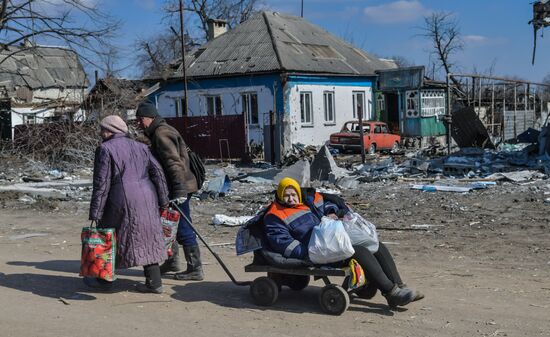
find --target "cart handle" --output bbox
[170,202,251,286]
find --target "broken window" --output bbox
[206,95,222,116]
[174,97,187,117]
[300,92,313,125]
[241,92,258,125]
[323,91,335,123]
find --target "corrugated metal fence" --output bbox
[165,115,246,159]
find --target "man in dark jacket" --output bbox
[136,101,204,281]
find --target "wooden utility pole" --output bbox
[179,0,189,115]
[301,0,304,18]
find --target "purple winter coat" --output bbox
[89,134,169,269]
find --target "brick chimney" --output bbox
[207,19,228,41]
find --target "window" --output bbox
[406,91,419,118]
[323,91,335,123]
[206,95,222,116]
[174,97,187,117]
[352,91,365,119]
[300,92,313,125]
[23,114,36,125]
[377,94,385,113]
[241,93,259,125]
[374,125,381,133]
[380,124,388,133]
[420,90,446,117]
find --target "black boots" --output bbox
[159,241,181,274]
[138,263,163,294]
[384,284,417,308]
[174,245,204,281]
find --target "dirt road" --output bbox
[0,179,549,337]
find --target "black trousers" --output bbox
[352,242,403,293]
[143,263,162,288]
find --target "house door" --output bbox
[386,93,399,133]
[0,100,11,140]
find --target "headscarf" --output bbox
[99,115,128,134]
[276,177,302,204]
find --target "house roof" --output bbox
[0,45,88,91]
[169,11,396,79]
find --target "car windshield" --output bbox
[344,122,370,134]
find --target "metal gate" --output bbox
[165,115,246,159]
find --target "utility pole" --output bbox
[179,0,189,116]
[301,0,304,18]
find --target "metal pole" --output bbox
[301,0,304,17]
[514,84,517,138]
[446,73,452,154]
[358,108,366,163]
[491,82,495,135]
[179,0,189,116]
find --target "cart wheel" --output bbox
[286,275,310,291]
[250,276,279,306]
[319,284,350,315]
[355,282,378,299]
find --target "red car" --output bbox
[329,121,401,154]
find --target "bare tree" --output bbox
[0,0,120,69]
[136,0,261,77]
[135,30,196,78]
[164,0,259,41]
[420,11,463,91]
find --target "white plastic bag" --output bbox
[342,211,379,253]
[308,216,355,264]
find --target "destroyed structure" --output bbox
[0,43,88,140]
[84,77,153,121]
[146,11,396,161]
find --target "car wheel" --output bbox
[391,141,400,153]
[368,144,376,155]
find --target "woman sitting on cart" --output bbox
[263,177,423,308]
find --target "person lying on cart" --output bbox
[263,177,424,308]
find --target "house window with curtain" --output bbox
[300,92,313,125]
[241,92,259,125]
[323,91,335,124]
[420,90,445,117]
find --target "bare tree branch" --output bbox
[420,11,464,92]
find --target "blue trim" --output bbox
[149,73,285,114]
[286,75,374,87]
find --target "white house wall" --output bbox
[286,84,373,146]
[156,84,274,145]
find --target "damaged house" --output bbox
[85,77,153,121]
[376,66,447,142]
[0,43,88,140]
[147,11,396,161]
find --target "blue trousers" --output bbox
[176,196,198,247]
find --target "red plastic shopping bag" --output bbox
[80,223,116,281]
[160,208,180,257]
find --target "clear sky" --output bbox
[106,0,549,83]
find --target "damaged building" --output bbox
[146,11,396,162]
[0,43,88,140]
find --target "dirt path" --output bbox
[1,180,549,337]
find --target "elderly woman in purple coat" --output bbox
[87,115,169,294]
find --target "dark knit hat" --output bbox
[136,101,159,118]
[100,115,128,134]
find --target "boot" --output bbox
[384,284,416,308]
[174,245,204,281]
[137,264,163,294]
[398,283,425,302]
[159,241,181,274]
